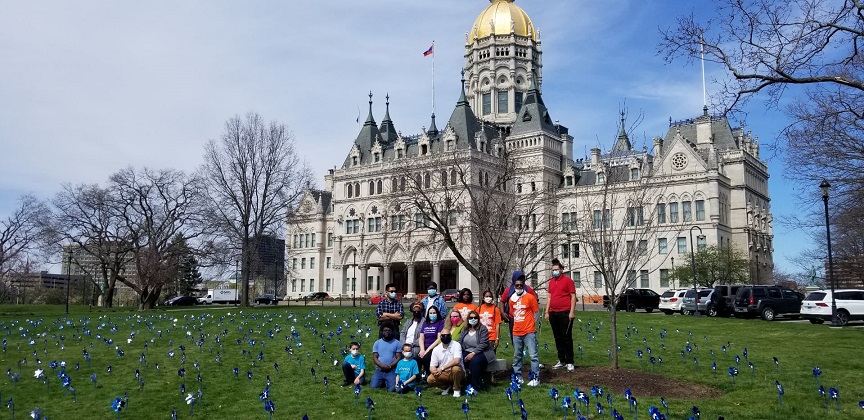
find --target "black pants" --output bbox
[342,362,365,385]
[418,351,433,377]
[463,351,488,389]
[549,311,574,365]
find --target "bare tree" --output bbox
[52,184,132,307]
[0,194,51,301]
[660,0,864,261]
[199,112,312,306]
[110,167,206,309]
[390,146,558,295]
[569,162,677,369]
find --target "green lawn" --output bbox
[0,305,861,419]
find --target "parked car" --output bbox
[681,288,713,315]
[709,284,744,317]
[368,291,401,305]
[733,285,804,321]
[801,289,864,326]
[442,289,460,302]
[603,288,661,312]
[659,289,689,315]
[306,292,331,301]
[254,294,282,305]
[164,296,197,306]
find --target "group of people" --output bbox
[341,258,577,397]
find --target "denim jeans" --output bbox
[512,332,539,377]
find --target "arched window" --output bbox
[376,180,382,194]
[450,169,457,186]
[369,181,375,195]
[424,172,431,188]
[400,177,406,192]
[347,184,353,198]
[441,170,447,187]
[391,177,397,192]
[354,182,360,197]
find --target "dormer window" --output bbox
[374,153,380,162]
[446,140,453,151]
[352,156,358,166]
[397,149,403,158]
[421,145,428,155]
[565,176,573,186]
[630,168,640,180]
[597,173,606,184]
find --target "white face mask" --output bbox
[402,351,413,359]
[510,291,521,302]
[468,319,478,326]
[483,297,493,304]
[350,349,359,357]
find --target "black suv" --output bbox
[708,284,744,317]
[604,288,661,312]
[733,285,804,321]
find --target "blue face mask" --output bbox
[428,289,437,296]
[429,313,438,322]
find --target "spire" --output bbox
[364,91,376,127]
[613,110,633,152]
[511,68,557,136]
[379,93,398,144]
[427,113,439,136]
[522,70,544,107]
[447,69,482,149]
[457,69,469,106]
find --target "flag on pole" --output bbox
[423,44,434,57]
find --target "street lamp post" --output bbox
[820,180,839,326]
[670,257,675,288]
[352,252,357,307]
[689,225,705,317]
[65,252,72,314]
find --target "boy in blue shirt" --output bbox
[393,342,419,393]
[341,341,366,386]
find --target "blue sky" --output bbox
[0,0,812,273]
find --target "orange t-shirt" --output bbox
[453,302,479,320]
[478,304,502,342]
[509,292,538,337]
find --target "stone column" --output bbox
[406,263,416,298]
[382,264,391,288]
[359,265,369,295]
[335,265,345,296]
[432,261,441,286]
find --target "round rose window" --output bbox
[671,153,688,171]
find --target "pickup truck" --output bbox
[603,288,661,312]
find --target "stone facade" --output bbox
[285,0,773,299]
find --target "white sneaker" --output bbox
[538,363,545,369]
[566,364,575,372]
[527,379,540,387]
[453,390,461,397]
[441,387,452,395]
[551,361,564,369]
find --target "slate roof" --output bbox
[510,72,558,137]
[665,115,739,151]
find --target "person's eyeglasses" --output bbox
[514,284,524,289]
[468,317,478,320]
[387,290,397,293]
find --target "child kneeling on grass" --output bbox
[393,343,419,393]
[341,341,366,386]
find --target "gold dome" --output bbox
[471,0,536,41]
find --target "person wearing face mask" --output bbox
[544,258,577,372]
[370,323,401,390]
[458,310,495,389]
[453,288,479,320]
[443,309,465,339]
[376,283,405,332]
[509,277,540,386]
[426,328,464,397]
[499,271,538,345]
[478,290,502,351]
[392,343,419,393]
[420,281,448,320]
[417,305,445,377]
[341,341,366,387]
[400,302,425,358]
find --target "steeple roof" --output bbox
[510,71,557,136]
[612,111,632,152]
[445,71,483,149]
[379,94,398,144]
[427,113,439,137]
[344,92,382,167]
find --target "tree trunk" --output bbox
[610,307,619,369]
[138,284,163,310]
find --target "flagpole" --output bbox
[432,40,435,115]
[700,33,707,112]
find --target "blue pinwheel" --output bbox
[648,406,665,420]
[773,357,779,373]
[748,361,755,377]
[561,396,572,420]
[29,407,42,420]
[728,366,738,384]
[597,402,604,416]
[776,380,784,408]
[185,393,196,416]
[858,400,864,409]
[466,384,478,401]
[612,409,624,420]
[462,399,470,420]
[819,385,828,410]
[549,388,559,412]
[7,397,13,419]
[506,387,514,416]
[354,383,362,404]
[691,406,700,419]
[660,397,669,417]
[323,376,329,395]
[813,367,822,385]
[365,397,375,420]
[829,387,839,411]
[415,406,428,419]
[111,397,127,420]
[263,400,275,420]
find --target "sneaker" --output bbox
[566,364,575,372]
[340,381,350,387]
[551,361,565,369]
[453,390,461,398]
[441,386,452,395]
[527,379,540,387]
[538,363,545,369]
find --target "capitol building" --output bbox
[286,0,773,300]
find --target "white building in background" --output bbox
[286,0,773,300]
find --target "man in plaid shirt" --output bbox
[376,283,405,330]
